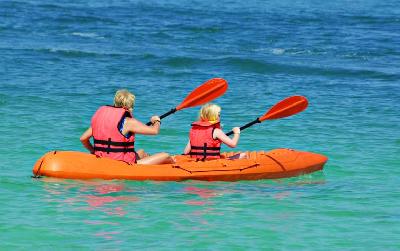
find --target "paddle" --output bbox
[146,78,228,125]
[226,95,308,136]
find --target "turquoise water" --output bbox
[1,0,399,249]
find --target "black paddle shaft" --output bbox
[226,118,261,136]
[146,108,177,126]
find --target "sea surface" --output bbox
[1,0,399,249]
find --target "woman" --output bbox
[183,103,246,160]
[80,89,174,165]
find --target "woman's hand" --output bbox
[150,116,161,125]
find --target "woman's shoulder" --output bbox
[124,116,137,124]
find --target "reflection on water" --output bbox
[273,172,326,185]
[41,178,139,217]
[39,179,142,241]
[273,191,292,200]
[184,186,219,206]
[95,184,125,194]
[94,231,122,241]
[84,220,119,226]
[184,186,219,199]
[35,173,327,242]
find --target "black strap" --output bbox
[107,138,111,154]
[190,145,221,151]
[94,138,135,147]
[93,147,136,153]
[190,143,221,161]
[202,143,207,161]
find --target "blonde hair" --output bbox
[114,89,135,111]
[199,103,221,123]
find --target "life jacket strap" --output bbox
[93,137,135,154]
[94,138,135,147]
[93,146,136,153]
[190,143,221,161]
[190,145,221,151]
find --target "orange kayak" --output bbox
[32,148,328,181]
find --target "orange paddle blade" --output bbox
[260,96,308,121]
[176,78,228,110]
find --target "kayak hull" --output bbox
[32,149,328,181]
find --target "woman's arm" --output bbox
[80,127,94,153]
[183,140,191,154]
[213,127,240,148]
[124,116,161,135]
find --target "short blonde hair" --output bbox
[199,103,221,122]
[114,89,135,111]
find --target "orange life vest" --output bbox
[189,120,222,160]
[91,106,136,164]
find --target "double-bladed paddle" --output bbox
[146,78,228,125]
[226,95,308,136]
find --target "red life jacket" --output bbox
[91,106,136,164]
[189,120,222,160]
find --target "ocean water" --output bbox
[1,0,399,249]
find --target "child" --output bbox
[184,103,245,160]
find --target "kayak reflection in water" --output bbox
[80,89,174,165]
[184,103,247,160]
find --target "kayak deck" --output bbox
[32,149,328,181]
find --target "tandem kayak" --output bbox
[32,149,328,181]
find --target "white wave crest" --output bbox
[72,32,103,39]
[271,48,285,55]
